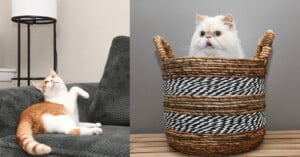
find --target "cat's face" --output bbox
[33,69,67,96]
[191,13,239,54]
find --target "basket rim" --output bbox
[154,30,275,66]
[164,56,265,63]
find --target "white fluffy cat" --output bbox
[189,13,245,58]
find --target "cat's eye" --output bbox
[215,31,221,36]
[200,31,205,37]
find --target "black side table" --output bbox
[11,16,57,86]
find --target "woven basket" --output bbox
[153,30,275,156]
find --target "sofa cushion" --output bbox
[89,36,129,126]
[0,125,129,157]
[0,86,43,138]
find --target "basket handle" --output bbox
[153,35,175,63]
[254,30,275,65]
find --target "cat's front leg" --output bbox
[69,86,90,99]
[78,122,101,128]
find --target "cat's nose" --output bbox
[206,36,212,39]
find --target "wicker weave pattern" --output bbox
[164,94,265,115]
[165,127,265,156]
[163,77,265,96]
[164,111,266,134]
[153,30,274,156]
[162,58,266,79]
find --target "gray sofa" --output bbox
[0,36,129,157]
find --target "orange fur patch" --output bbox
[32,143,38,155]
[41,80,47,93]
[222,13,235,30]
[16,102,68,154]
[68,128,81,135]
[222,13,233,23]
[197,15,206,22]
[23,139,33,149]
[17,102,68,134]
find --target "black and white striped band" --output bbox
[163,77,265,96]
[164,111,266,134]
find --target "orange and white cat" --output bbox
[16,69,102,156]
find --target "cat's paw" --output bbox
[95,122,102,128]
[81,92,89,99]
[92,128,103,135]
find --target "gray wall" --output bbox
[131,0,300,133]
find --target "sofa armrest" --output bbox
[89,36,129,126]
[0,86,43,137]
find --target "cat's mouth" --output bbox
[51,81,59,89]
[206,41,213,48]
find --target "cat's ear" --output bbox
[196,14,206,24]
[32,81,43,92]
[50,68,57,76]
[223,13,234,29]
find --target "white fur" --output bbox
[42,114,102,135]
[189,14,245,58]
[33,71,102,136]
[78,122,102,128]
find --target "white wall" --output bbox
[0,0,129,84]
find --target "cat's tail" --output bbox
[16,119,52,155]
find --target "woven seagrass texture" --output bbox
[153,30,275,156]
[163,94,266,115]
[165,127,265,156]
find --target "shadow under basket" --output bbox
[153,30,275,156]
